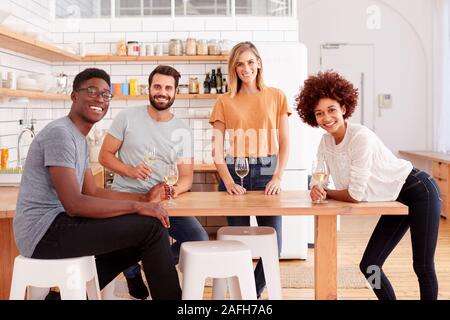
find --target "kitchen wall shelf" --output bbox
[81,55,229,62]
[0,26,81,62]
[0,88,70,100]
[0,88,221,101]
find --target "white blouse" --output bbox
[317,123,413,202]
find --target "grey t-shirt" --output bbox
[14,116,89,257]
[108,105,193,193]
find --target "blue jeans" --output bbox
[123,216,209,278]
[219,155,282,297]
[359,168,441,300]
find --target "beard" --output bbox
[149,94,176,111]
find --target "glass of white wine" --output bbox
[235,157,249,188]
[311,159,329,204]
[164,164,179,206]
[143,146,157,167]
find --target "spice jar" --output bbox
[208,39,220,55]
[197,39,208,55]
[178,84,189,94]
[189,77,199,94]
[168,39,182,56]
[127,41,140,56]
[186,38,197,56]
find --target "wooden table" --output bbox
[0,188,407,300]
[399,150,449,218]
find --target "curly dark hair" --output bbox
[295,70,358,127]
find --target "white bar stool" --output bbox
[9,255,101,300]
[214,226,282,300]
[178,240,257,300]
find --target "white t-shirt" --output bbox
[317,123,413,202]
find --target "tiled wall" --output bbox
[0,7,299,177]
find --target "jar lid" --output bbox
[127,41,138,44]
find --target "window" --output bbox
[174,0,230,16]
[55,0,111,18]
[116,0,171,17]
[55,0,293,18]
[235,0,292,16]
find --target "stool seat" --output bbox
[216,226,282,300]
[179,240,257,300]
[9,255,101,300]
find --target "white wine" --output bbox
[164,175,178,186]
[312,172,329,186]
[236,168,249,178]
[143,156,157,167]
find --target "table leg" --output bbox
[0,218,19,300]
[314,215,337,300]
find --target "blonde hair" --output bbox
[228,41,265,97]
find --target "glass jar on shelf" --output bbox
[186,38,197,56]
[220,39,231,55]
[168,39,183,56]
[178,84,189,94]
[189,77,199,94]
[197,39,208,55]
[208,39,221,55]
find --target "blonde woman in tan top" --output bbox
[209,41,290,298]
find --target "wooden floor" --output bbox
[204,215,450,300]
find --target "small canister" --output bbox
[129,79,138,96]
[189,77,199,94]
[186,38,197,56]
[178,84,189,94]
[168,39,182,56]
[7,72,17,89]
[197,39,208,55]
[155,43,163,56]
[146,44,154,56]
[127,41,140,56]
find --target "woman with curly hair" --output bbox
[296,70,441,300]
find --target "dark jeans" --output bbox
[359,167,441,300]
[123,216,209,278]
[219,155,282,297]
[32,213,182,300]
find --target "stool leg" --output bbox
[212,278,228,300]
[27,287,50,300]
[235,271,257,300]
[181,273,206,300]
[228,276,242,300]
[101,279,116,300]
[9,279,28,300]
[86,278,101,300]
[260,252,282,299]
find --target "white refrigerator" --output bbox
[249,42,323,259]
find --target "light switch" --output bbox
[378,94,392,108]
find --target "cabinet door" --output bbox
[432,162,448,180]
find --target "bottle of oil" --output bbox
[216,68,223,94]
[210,69,217,94]
[203,73,211,94]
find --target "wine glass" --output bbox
[164,164,179,206]
[235,157,249,187]
[143,146,157,168]
[311,159,329,204]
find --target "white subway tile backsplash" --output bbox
[252,31,285,42]
[63,33,95,44]
[111,64,142,76]
[157,32,190,42]
[236,18,269,31]
[205,18,236,31]
[85,43,111,55]
[95,33,126,43]
[173,64,205,75]
[187,31,221,40]
[111,19,142,32]
[220,31,253,42]
[174,19,205,32]
[125,32,157,43]
[79,20,111,33]
[142,64,159,75]
[142,19,174,32]
[268,18,298,31]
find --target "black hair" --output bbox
[72,68,111,91]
